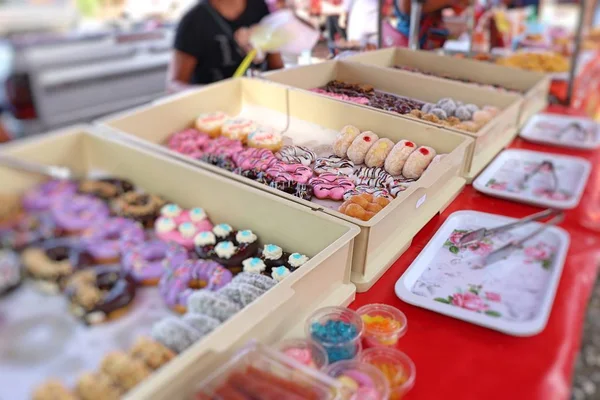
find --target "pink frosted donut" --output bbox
[167,129,210,159]
[51,194,109,234]
[154,204,213,250]
[233,148,277,171]
[309,173,355,200]
[122,240,188,286]
[266,162,314,184]
[203,137,243,158]
[82,217,145,263]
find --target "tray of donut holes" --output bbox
[263,60,525,182]
[0,126,359,400]
[345,47,550,130]
[98,77,474,292]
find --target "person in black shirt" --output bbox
[168,0,284,92]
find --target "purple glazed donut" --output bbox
[81,217,145,263]
[122,240,188,286]
[0,212,57,251]
[22,180,77,212]
[159,259,232,313]
[50,194,109,234]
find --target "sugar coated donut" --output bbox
[0,249,21,296]
[232,272,277,291]
[402,146,437,179]
[82,217,144,264]
[129,336,176,370]
[167,128,210,159]
[0,212,57,251]
[155,204,213,250]
[152,316,204,353]
[100,351,151,391]
[22,180,77,212]
[365,138,394,168]
[76,373,122,400]
[113,192,165,228]
[159,259,232,313]
[78,178,135,201]
[22,239,94,293]
[182,313,221,336]
[347,131,379,164]
[248,127,283,152]
[221,117,258,142]
[195,111,229,138]
[309,173,355,200]
[218,281,265,307]
[333,125,361,157]
[51,194,109,234]
[276,145,317,166]
[187,290,241,322]
[122,240,188,285]
[384,140,417,176]
[314,156,354,176]
[65,265,136,325]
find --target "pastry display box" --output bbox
[0,127,359,400]
[98,78,474,292]
[263,60,523,182]
[345,48,550,129]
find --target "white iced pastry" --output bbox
[215,241,237,259]
[213,224,233,239]
[263,244,283,260]
[189,207,207,222]
[160,204,182,218]
[288,253,309,268]
[194,231,216,247]
[242,258,267,274]
[271,266,291,282]
[155,217,176,233]
[236,230,257,244]
[178,222,197,239]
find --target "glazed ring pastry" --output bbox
[122,240,188,286]
[78,178,135,201]
[402,146,437,179]
[276,145,317,166]
[113,192,166,228]
[195,111,229,138]
[0,212,57,251]
[82,217,145,264]
[364,138,394,168]
[129,336,176,370]
[32,380,78,400]
[51,194,110,235]
[22,180,77,212]
[64,265,136,325]
[384,140,417,176]
[0,193,23,226]
[221,117,258,142]
[247,127,284,152]
[347,131,379,164]
[0,249,22,296]
[21,239,93,294]
[76,372,123,400]
[100,352,152,391]
[333,125,361,157]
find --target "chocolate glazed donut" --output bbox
[65,265,136,325]
[113,192,166,228]
[79,178,135,201]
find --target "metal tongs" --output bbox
[0,154,78,180]
[458,209,562,246]
[518,160,559,193]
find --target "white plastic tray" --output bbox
[395,210,570,336]
[519,113,600,150]
[473,149,591,209]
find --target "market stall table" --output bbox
[351,112,600,400]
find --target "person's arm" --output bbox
[267,52,284,70]
[398,0,457,15]
[168,9,203,93]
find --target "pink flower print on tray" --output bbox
[523,242,556,269]
[532,187,571,201]
[485,292,502,302]
[443,229,494,256]
[434,285,502,317]
[485,178,508,191]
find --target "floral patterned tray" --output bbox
[473,149,591,209]
[395,210,569,336]
[520,113,600,150]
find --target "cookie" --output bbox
[195,111,229,138]
[347,131,379,164]
[333,125,361,157]
[384,140,417,176]
[276,145,317,166]
[221,117,257,142]
[402,146,436,179]
[248,127,283,152]
[313,156,354,176]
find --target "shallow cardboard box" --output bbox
[98,78,474,292]
[345,47,550,128]
[0,126,359,400]
[263,60,522,182]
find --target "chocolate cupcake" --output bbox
[194,231,217,259]
[259,244,291,273]
[211,229,260,270]
[212,223,235,242]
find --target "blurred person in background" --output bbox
[343,0,379,46]
[0,107,10,143]
[168,0,284,92]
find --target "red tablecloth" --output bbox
[351,108,600,400]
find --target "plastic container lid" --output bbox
[356,303,408,347]
[273,338,329,370]
[359,347,416,399]
[325,360,390,400]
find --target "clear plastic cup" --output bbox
[305,306,364,363]
[359,347,416,400]
[273,338,329,370]
[356,304,407,348]
[325,360,390,400]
